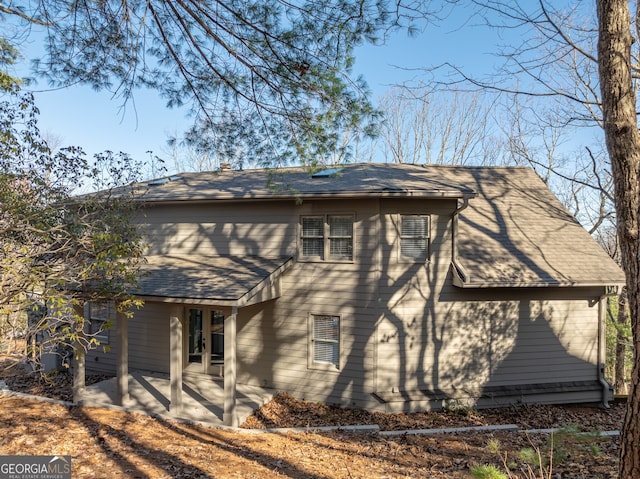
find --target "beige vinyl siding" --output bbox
[106,193,607,411]
[374,201,603,408]
[376,284,602,400]
[263,305,375,406]
[374,198,454,400]
[379,199,456,263]
[237,302,376,406]
[127,303,171,373]
[87,302,171,375]
[232,199,379,407]
[140,202,297,257]
[86,336,117,374]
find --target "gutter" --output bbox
[453,279,627,289]
[451,195,473,284]
[132,189,473,206]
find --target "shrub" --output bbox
[470,464,508,479]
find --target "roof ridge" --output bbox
[167,162,532,177]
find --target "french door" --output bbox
[187,308,224,374]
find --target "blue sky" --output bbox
[18,8,509,173]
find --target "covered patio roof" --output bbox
[133,255,294,306]
[86,255,295,427]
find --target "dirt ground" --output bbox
[0,363,626,478]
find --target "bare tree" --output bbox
[377,85,493,165]
[597,1,640,475]
[411,2,637,473]
[431,2,603,127]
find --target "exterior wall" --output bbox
[235,198,380,407]
[86,325,117,375]
[127,302,171,373]
[373,198,605,410]
[376,284,604,411]
[141,201,296,257]
[87,302,171,375]
[91,196,606,411]
[375,198,456,395]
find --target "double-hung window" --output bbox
[300,215,353,261]
[309,314,340,370]
[400,214,430,262]
[301,217,325,258]
[88,301,114,344]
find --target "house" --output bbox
[80,163,625,426]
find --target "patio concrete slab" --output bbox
[81,370,275,427]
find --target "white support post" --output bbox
[72,303,87,403]
[223,306,238,427]
[116,309,129,406]
[169,305,183,414]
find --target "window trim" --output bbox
[308,313,341,372]
[299,213,355,262]
[398,214,431,263]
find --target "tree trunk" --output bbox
[596,1,640,477]
[615,288,629,395]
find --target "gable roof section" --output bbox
[127,163,623,289]
[134,255,294,307]
[449,167,625,288]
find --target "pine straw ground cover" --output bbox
[0,363,627,478]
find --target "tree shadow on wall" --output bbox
[373,287,603,411]
[431,289,603,408]
[478,295,604,406]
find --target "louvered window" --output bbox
[400,215,430,261]
[301,217,324,258]
[300,215,354,261]
[89,301,114,344]
[328,216,353,259]
[311,315,340,368]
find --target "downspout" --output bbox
[598,289,618,407]
[451,196,471,285]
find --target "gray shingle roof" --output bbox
[450,167,625,287]
[134,255,293,305]
[130,163,623,288]
[130,163,475,202]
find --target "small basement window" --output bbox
[309,314,340,370]
[400,214,430,262]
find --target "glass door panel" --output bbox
[188,308,203,364]
[210,310,224,366]
[187,308,224,374]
